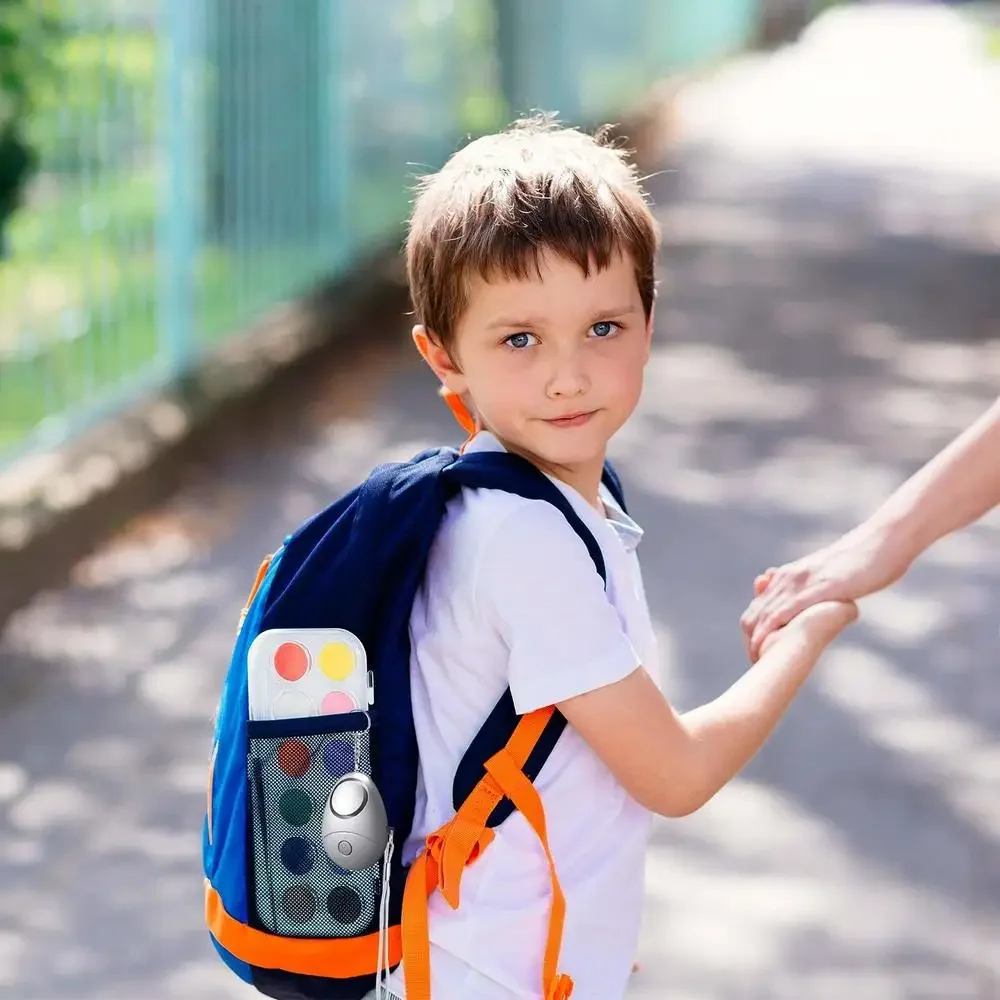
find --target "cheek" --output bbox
[484,366,530,399]
[464,353,511,395]
[466,356,538,421]
[596,341,646,394]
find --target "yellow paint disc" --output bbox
[318,641,355,681]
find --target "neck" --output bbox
[484,431,605,510]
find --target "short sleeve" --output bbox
[472,498,641,714]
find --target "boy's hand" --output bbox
[757,599,859,660]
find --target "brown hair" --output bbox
[405,114,659,354]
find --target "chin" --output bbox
[529,431,611,471]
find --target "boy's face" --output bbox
[415,248,652,499]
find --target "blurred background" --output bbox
[0,0,764,462]
[1,0,999,997]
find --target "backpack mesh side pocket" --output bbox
[247,713,381,940]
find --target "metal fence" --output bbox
[0,0,760,466]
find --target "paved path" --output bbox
[2,6,999,998]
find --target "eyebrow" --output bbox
[485,315,545,331]
[485,304,640,331]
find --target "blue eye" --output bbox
[591,321,618,338]
[505,332,536,350]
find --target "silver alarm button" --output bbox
[330,779,368,817]
[322,773,389,871]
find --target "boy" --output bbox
[378,116,857,999]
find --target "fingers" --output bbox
[740,596,760,658]
[741,571,777,656]
[749,599,801,662]
[748,585,827,662]
[753,569,775,597]
[742,561,828,662]
[740,572,802,662]
[743,568,776,640]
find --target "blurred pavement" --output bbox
[1,5,999,998]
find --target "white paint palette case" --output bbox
[247,628,373,722]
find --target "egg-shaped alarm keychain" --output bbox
[321,772,389,871]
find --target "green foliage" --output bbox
[29,29,157,174]
[0,0,63,249]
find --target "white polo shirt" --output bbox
[396,431,660,999]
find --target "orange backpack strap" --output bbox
[439,386,477,438]
[401,706,574,1000]
[236,554,272,633]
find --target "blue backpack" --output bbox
[203,444,627,1000]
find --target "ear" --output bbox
[412,325,467,394]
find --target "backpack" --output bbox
[203,443,627,1000]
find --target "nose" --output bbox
[545,345,589,399]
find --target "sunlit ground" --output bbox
[1,5,999,998]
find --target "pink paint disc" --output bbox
[321,691,358,715]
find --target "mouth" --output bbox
[544,410,596,429]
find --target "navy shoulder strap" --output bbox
[443,450,625,827]
[601,458,628,513]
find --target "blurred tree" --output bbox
[0,124,35,257]
[0,0,61,257]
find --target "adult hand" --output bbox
[740,527,912,662]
